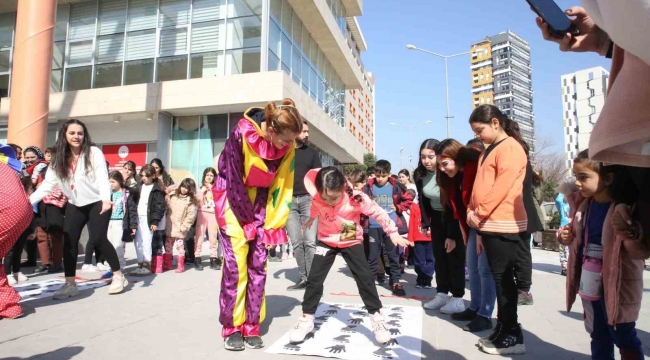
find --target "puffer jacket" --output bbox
[565,195,650,326]
[165,192,198,239]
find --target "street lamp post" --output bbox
[399,147,404,170]
[406,44,478,138]
[390,121,432,166]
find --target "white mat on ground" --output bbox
[266,302,423,360]
[14,278,110,302]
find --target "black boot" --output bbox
[210,258,221,270]
[194,257,204,271]
[480,324,525,355]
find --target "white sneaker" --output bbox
[440,297,465,314]
[14,272,28,282]
[108,274,128,294]
[423,293,450,310]
[96,262,111,271]
[138,268,152,276]
[81,264,98,272]
[370,312,391,344]
[7,275,17,286]
[289,314,315,343]
[53,283,79,300]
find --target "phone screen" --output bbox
[528,0,572,32]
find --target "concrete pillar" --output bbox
[7,0,56,150]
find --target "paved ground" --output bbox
[2,244,650,359]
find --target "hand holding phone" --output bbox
[527,0,578,38]
[532,5,609,55]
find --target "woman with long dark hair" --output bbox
[415,138,466,315]
[150,158,174,189]
[435,138,496,332]
[120,160,140,200]
[466,105,529,355]
[30,119,128,299]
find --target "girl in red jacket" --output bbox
[407,190,433,288]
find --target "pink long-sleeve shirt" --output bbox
[305,169,398,248]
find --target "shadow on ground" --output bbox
[260,294,300,336]
[0,346,84,360]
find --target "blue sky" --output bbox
[356,0,610,172]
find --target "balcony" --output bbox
[470,60,492,70]
[341,0,362,16]
[289,0,363,88]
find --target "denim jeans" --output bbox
[467,228,496,318]
[286,195,318,282]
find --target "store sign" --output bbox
[103,143,148,172]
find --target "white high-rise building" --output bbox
[560,67,609,169]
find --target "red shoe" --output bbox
[162,254,173,271]
[153,255,163,274]
[175,256,185,273]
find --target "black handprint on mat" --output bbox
[386,320,400,326]
[388,313,402,319]
[284,343,301,351]
[333,335,350,343]
[304,332,315,341]
[329,304,342,309]
[315,316,330,322]
[348,318,363,324]
[383,338,399,347]
[373,347,394,359]
[353,311,369,317]
[389,328,401,335]
[392,307,403,312]
[341,325,357,333]
[326,345,346,354]
[325,309,338,315]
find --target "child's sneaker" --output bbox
[289,314,315,343]
[96,262,110,271]
[53,283,79,300]
[370,312,391,344]
[391,283,406,296]
[14,272,28,283]
[423,293,450,310]
[8,275,17,286]
[440,297,465,314]
[108,274,128,294]
[81,264,98,272]
[517,291,534,306]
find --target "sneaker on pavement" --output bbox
[422,282,433,289]
[14,272,28,283]
[441,297,465,314]
[138,268,152,277]
[129,267,143,276]
[244,336,264,349]
[480,324,525,355]
[96,262,111,271]
[451,308,477,321]
[479,322,502,347]
[7,275,16,286]
[391,283,406,297]
[289,314,315,343]
[47,265,63,274]
[281,252,288,261]
[81,264,98,272]
[370,312,391,344]
[53,283,79,300]
[33,265,51,274]
[464,315,493,333]
[423,293,450,310]
[224,332,245,351]
[517,291,534,306]
[561,268,567,276]
[108,274,128,294]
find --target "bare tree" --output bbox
[531,136,567,184]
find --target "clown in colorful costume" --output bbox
[213,107,295,341]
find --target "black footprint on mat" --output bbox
[326,345,346,353]
[373,347,394,359]
[341,325,357,333]
[333,335,350,343]
[284,343,300,351]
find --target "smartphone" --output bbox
[526,0,579,38]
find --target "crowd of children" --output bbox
[3,102,649,359]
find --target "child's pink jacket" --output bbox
[305,169,398,249]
